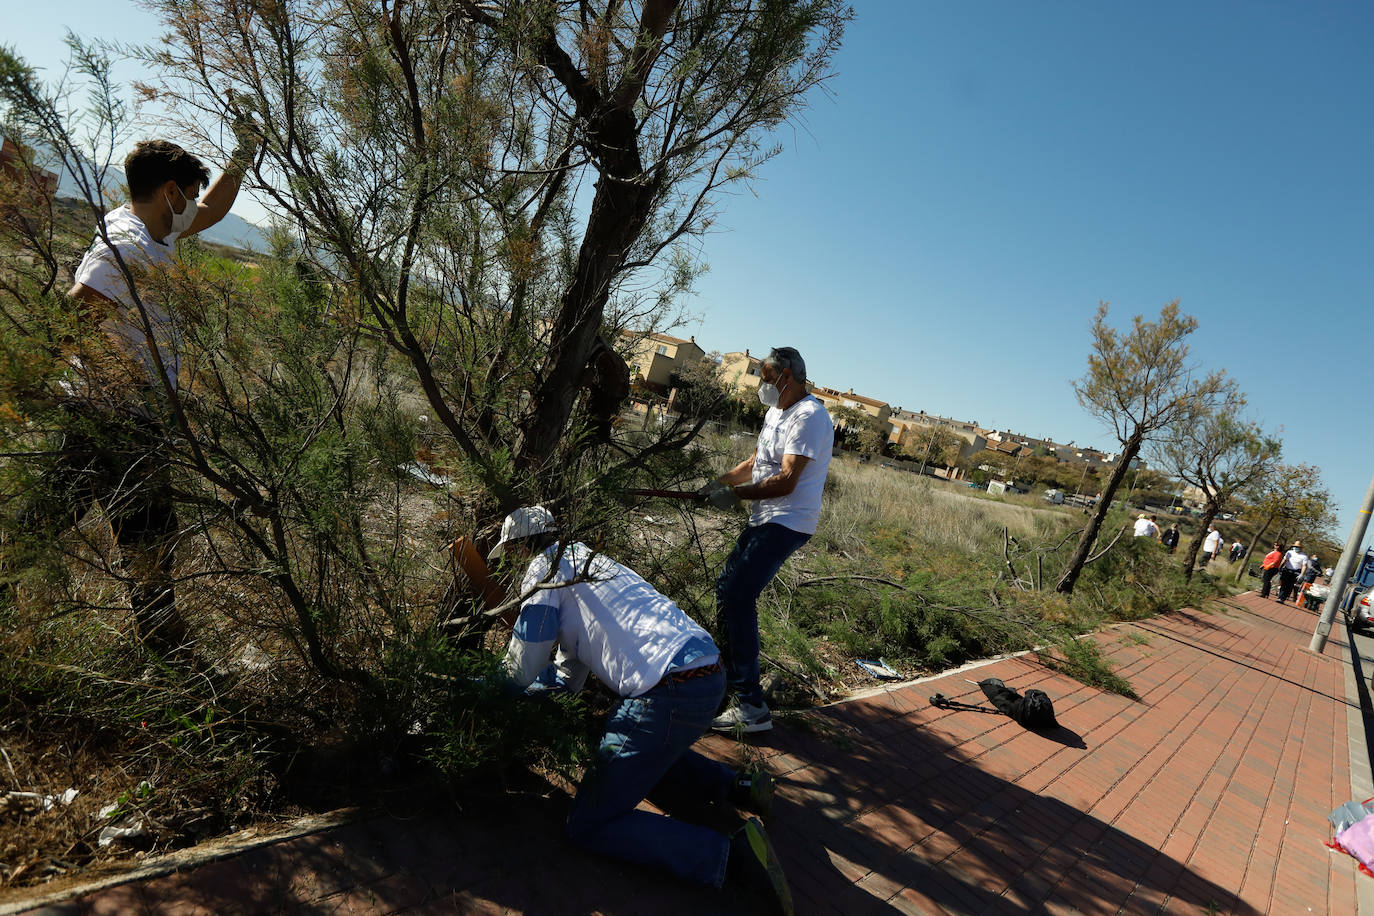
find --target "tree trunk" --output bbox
[1056,430,1143,595]
[1235,512,1276,584]
[514,106,658,483]
[1180,501,1220,582]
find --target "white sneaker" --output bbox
[712,701,773,734]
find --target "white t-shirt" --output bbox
[1282,549,1308,572]
[1133,518,1156,537]
[1203,530,1223,554]
[73,205,183,389]
[502,542,716,698]
[748,395,834,535]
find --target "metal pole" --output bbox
[1311,470,1374,652]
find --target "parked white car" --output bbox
[1350,591,1374,631]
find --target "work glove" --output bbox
[225,91,263,176]
[696,478,739,511]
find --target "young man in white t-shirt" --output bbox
[1201,526,1223,566]
[69,134,254,388]
[10,133,255,658]
[491,507,793,913]
[700,347,833,734]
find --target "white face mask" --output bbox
[758,379,783,408]
[165,185,198,237]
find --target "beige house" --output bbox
[810,385,890,424]
[624,332,706,389]
[888,409,982,449]
[718,350,765,396]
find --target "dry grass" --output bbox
[817,457,1064,556]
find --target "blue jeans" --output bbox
[716,522,812,707]
[566,669,736,887]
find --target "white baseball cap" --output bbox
[488,505,557,560]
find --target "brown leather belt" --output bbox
[665,661,722,683]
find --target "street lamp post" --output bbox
[1311,470,1374,653]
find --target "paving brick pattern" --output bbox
[18,593,1366,914]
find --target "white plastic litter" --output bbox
[856,658,900,680]
[4,788,79,812]
[98,782,153,848]
[398,462,452,487]
[97,820,147,847]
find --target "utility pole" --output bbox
[1311,470,1374,653]
[918,425,936,477]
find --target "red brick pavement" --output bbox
[12,592,1368,914]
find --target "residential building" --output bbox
[888,409,981,446]
[810,385,890,424]
[1038,439,1117,469]
[718,349,764,396]
[887,409,987,464]
[624,331,706,391]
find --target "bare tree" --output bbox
[1055,301,1226,595]
[1156,397,1281,580]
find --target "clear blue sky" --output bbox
[8,1,1373,544]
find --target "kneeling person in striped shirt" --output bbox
[490,506,792,913]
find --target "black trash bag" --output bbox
[977,677,1022,716]
[1017,689,1057,729]
[978,678,1058,730]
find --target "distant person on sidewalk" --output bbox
[490,507,792,912]
[1161,524,1180,553]
[1259,542,1283,599]
[1201,526,1224,566]
[697,347,833,735]
[1297,554,1323,607]
[1277,541,1308,604]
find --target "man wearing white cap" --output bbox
[488,506,792,913]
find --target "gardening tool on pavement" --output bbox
[928,678,1058,730]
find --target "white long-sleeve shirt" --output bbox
[502,542,717,698]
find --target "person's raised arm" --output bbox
[183,101,260,238]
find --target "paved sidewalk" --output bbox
[14,592,1372,914]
